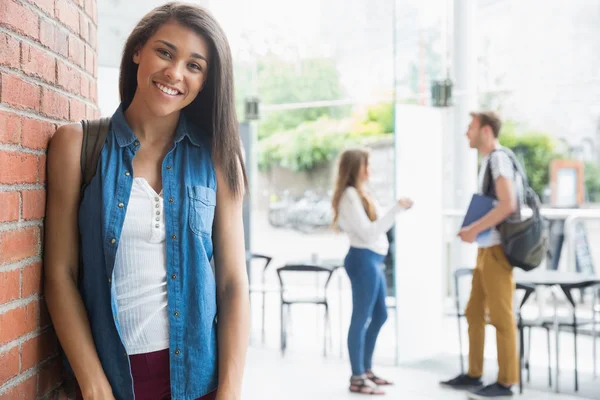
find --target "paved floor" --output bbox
[241,347,594,399]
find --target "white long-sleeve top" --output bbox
[337,186,404,256]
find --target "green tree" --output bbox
[253,55,346,139]
[584,161,600,202]
[498,121,564,198]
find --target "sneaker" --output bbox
[467,383,513,399]
[439,374,483,390]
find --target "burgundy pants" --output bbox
[76,349,217,400]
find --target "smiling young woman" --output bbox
[43,3,249,400]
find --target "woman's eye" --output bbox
[189,63,202,71]
[158,49,171,58]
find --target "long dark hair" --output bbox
[331,148,376,226]
[119,2,247,197]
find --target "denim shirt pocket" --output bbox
[188,185,217,237]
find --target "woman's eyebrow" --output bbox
[155,39,207,62]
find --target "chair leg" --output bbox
[457,317,464,374]
[573,325,579,392]
[519,323,524,394]
[547,328,552,387]
[526,327,532,383]
[323,304,329,357]
[280,303,286,355]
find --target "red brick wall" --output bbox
[0,0,98,398]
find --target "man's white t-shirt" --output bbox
[477,147,524,248]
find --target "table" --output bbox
[515,269,600,393]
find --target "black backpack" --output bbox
[77,118,111,283]
[80,118,111,192]
[483,148,548,271]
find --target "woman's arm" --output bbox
[212,161,250,400]
[44,124,114,400]
[339,188,404,242]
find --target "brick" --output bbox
[0,375,37,400]
[0,151,39,185]
[0,301,38,345]
[22,261,43,298]
[69,99,85,122]
[31,0,54,16]
[21,330,58,371]
[80,74,89,99]
[57,62,80,94]
[68,35,84,68]
[22,190,46,221]
[84,0,93,17]
[22,43,56,84]
[41,20,68,58]
[0,73,40,112]
[84,46,94,76]
[0,32,20,69]
[0,227,39,265]
[0,193,19,223]
[38,154,47,184]
[0,269,20,304]
[39,18,55,49]
[0,347,19,387]
[89,78,97,103]
[38,358,62,396]
[85,104,96,119]
[41,88,69,120]
[0,0,39,40]
[78,13,88,43]
[0,111,21,145]
[55,0,79,34]
[22,118,55,150]
[87,19,95,49]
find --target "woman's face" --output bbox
[133,21,211,117]
[358,159,369,184]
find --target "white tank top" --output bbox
[114,177,170,355]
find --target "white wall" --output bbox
[393,104,444,363]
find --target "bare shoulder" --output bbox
[48,123,83,168]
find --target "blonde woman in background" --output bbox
[331,148,413,395]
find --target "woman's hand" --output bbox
[397,197,413,209]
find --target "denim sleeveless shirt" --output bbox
[76,105,218,399]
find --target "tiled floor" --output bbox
[241,347,594,399]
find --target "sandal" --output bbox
[366,371,393,386]
[349,376,385,395]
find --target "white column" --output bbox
[451,0,479,270]
[393,104,444,362]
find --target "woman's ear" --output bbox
[132,49,141,64]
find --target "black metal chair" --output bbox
[452,268,552,394]
[246,252,280,344]
[535,281,600,392]
[276,263,338,356]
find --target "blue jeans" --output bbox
[344,247,388,376]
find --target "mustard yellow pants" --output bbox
[466,245,519,386]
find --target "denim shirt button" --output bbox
[166,165,172,170]
[169,198,174,203]
[174,349,181,355]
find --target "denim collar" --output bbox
[111,104,201,148]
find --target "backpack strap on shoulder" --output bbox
[80,118,111,192]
